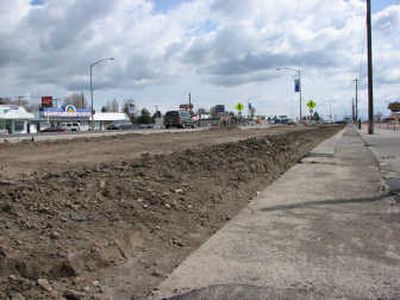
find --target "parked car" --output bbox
[164,111,194,129]
[106,121,133,130]
[107,123,121,130]
[282,118,296,125]
[41,126,66,133]
[0,129,9,135]
[138,124,153,129]
[60,122,81,132]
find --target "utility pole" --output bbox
[366,0,374,134]
[188,92,192,112]
[352,98,355,122]
[353,78,359,122]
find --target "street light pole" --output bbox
[298,68,302,122]
[89,57,114,130]
[90,65,93,129]
[276,67,302,123]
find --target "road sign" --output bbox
[307,100,316,110]
[388,102,400,112]
[294,79,301,93]
[235,102,244,112]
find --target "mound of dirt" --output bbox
[0,126,341,299]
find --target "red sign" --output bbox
[41,96,53,108]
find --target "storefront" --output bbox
[0,105,35,135]
[40,105,91,130]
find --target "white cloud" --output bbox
[0,0,399,119]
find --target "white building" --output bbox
[93,112,130,130]
[0,105,35,134]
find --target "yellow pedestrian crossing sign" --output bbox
[235,102,244,112]
[307,100,316,110]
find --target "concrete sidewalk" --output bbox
[153,126,400,299]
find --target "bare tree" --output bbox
[110,98,119,112]
[0,97,12,105]
[102,99,119,113]
[64,93,86,109]
[122,99,137,123]
[0,97,38,112]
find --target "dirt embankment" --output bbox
[0,127,300,180]
[0,126,341,300]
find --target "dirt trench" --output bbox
[0,125,341,299]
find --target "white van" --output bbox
[60,122,81,132]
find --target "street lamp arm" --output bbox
[276,67,300,76]
[90,57,114,68]
[276,67,299,71]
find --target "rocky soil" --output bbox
[0,126,341,299]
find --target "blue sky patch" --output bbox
[373,0,400,12]
[152,0,191,13]
[30,0,44,6]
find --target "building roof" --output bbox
[93,112,129,122]
[0,105,34,120]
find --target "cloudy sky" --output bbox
[1,0,400,119]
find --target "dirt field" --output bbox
[0,127,300,180]
[0,126,341,300]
